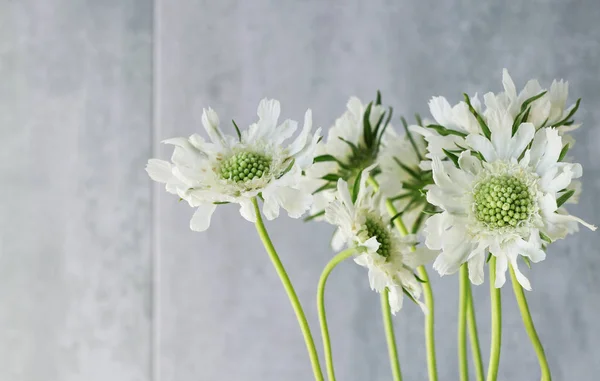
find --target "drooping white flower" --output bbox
[424,114,595,290]
[146,99,321,231]
[304,95,394,220]
[324,168,437,314]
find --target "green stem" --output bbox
[466,283,485,381]
[509,266,551,381]
[252,198,324,381]
[459,265,469,381]
[486,257,502,381]
[381,289,403,381]
[317,248,355,381]
[368,176,438,381]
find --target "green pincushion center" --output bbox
[473,175,534,228]
[220,151,271,182]
[365,218,391,259]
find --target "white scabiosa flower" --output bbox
[424,111,595,290]
[146,99,321,231]
[324,168,437,314]
[304,94,394,220]
[377,117,433,232]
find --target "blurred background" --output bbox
[2,1,600,380]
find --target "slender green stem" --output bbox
[417,265,438,381]
[486,257,502,381]
[458,265,469,381]
[317,248,355,381]
[381,289,403,381]
[509,266,551,381]
[367,176,438,381]
[252,198,324,381]
[466,283,485,381]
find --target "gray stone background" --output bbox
[1,0,599,380]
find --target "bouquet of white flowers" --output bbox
[147,70,594,381]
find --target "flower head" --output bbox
[324,168,437,314]
[146,99,321,231]
[304,94,394,220]
[424,111,595,290]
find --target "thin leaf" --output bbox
[314,154,338,163]
[540,232,552,243]
[402,287,419,305]
[426,124,468,137]
[276,158,295,179]
[376,107,394,151]
[376,90,382,105]
[312,182,337,195]
[232,120,242,142]
[558,143,570,162]
[414,113,424,127]
[351,170,362,203]
[522,257,531,269]
[304,210,325,222]
[556,189,575,207]
[321,173,341,182]
[389,211,404,226]
[401,116,424,161]
[363,102,373,146]
[414,273,428,283]
[393,157,421,180]
[390,193,413,202]
[552,98,581,127]
[486,253,492,263]
[443,148,460,167]
[463,93,491,139]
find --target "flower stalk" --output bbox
[487,256,502,381]
[509,265,551,381]
[381,288,403,381]
[458,265,469,381]
[317,248,355,381]
[252,198,324,381]
[467,284,485,381]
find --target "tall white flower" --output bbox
[304,95,394,220]
[324,168,437,314]
[424,111,595,290]
[146,99,321,231]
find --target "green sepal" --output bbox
[426,124,467,137]
[351,170,362,203]
[552,98,581,127]
[556,189,575,207]
[522,256,531,269]
[402,116,424,161]
[304,210,325,222]
[213,201,230,205]
[540,232,552,243]
[389,211,404,226]
[375,90,382,105]
[558,143,570,162]
[393,157,421,180]
[414,273,428,283]
[321,173,341,182]
[486,253,492,263]
[443,148,460,167]
[276,158,295,179]
[362,102,374,146]
[402,287,419,305]
[232,119,242,142]
[511,91,546,135]
[463,93,491,139]
[312,182,336,195]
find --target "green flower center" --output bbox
[365,218,392,259]
[473,175,534,228]
[219,151,271,183]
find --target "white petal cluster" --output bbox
[324,168,437,314]
[416,70,595,290]
[146,99,321,231]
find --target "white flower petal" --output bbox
[509,254,531,291]
[466,134,497,162]
[467,253,485,285]
[190,203,217,232]
[201,107,227,148]
[146,159,173,183]
[494,254,508,288]
[239,200,256,223]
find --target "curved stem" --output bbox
[252,198,324,381]
[486,257,502,381]
[381,289,403,381]
[317,248,355,381]
[509,266,551,381]
[458,265,469,381]
[466,283,485,381]
[417,265,438,381]
[368,176,438,381]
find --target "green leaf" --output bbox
[213,201,230,205]
[540,232,552,243]
[556,189,575,207]
[338,137,361,156]
[371,112,386,144]
[414,273,428,283]
[486,253,492,263]
[390,193,414,202]
[401,116,424,161]
[402,287,419,305]
[321,173,341,182]
[232,120,242,142]
[558,143,570,162]
[414,113,424,127]
[312,182,336,195]
[392,157,421,180]
[375,90,382,105]
[276,158,295,179]
[553,98,581,127]
[389,211,404,226]
[363,102,374,146]
[522,257,531,269]
[443,148,460,167]
[304,210,325,222]
[351,170,362,203]
[426,124,468,137]
[463,93,491,139]
[376,107,394,152]
[314,154,338,163]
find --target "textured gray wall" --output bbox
[2,0,599,380]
